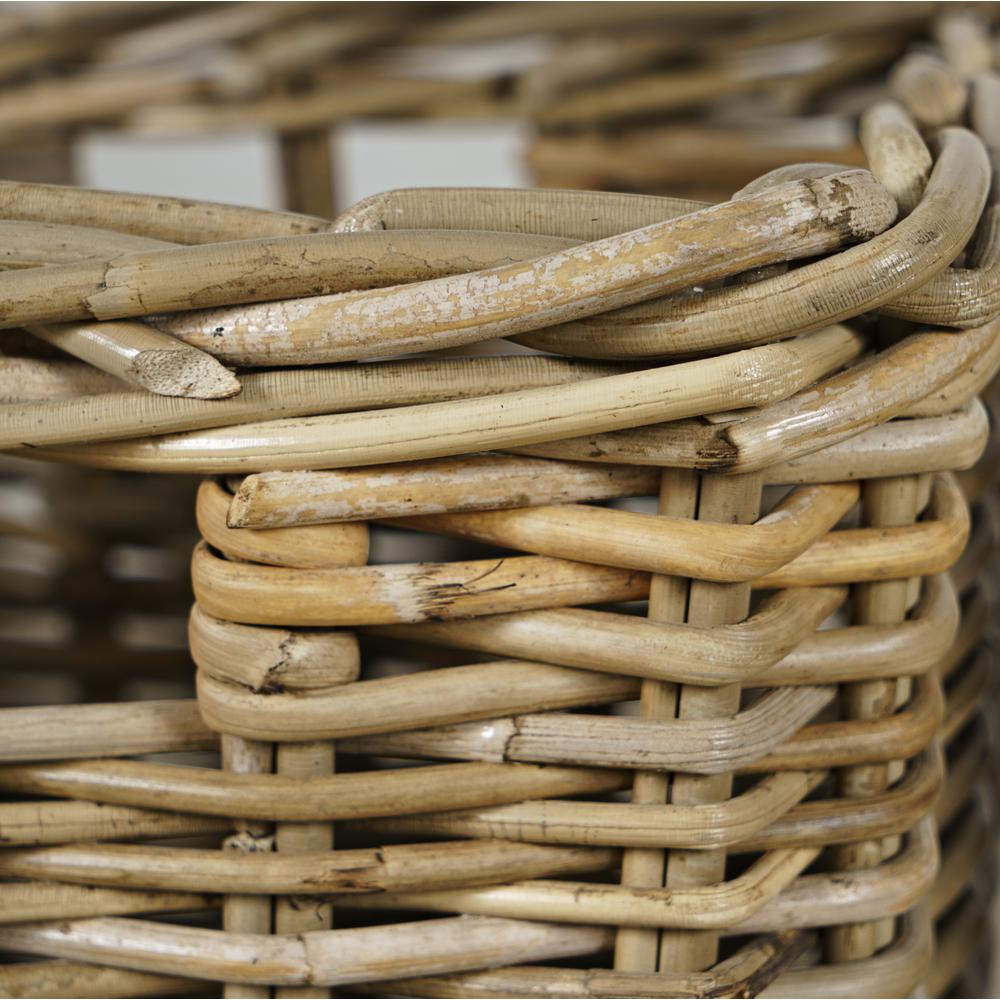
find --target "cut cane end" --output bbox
[131,348,243,400]
[227,478,260,528]
[809,169,900,243]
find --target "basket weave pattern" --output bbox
[0,23,999,1000]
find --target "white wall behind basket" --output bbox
[334,120,533,205]
[75,32,543,212]
[76,119,533,213]
[76,130,284,209]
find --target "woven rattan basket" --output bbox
[1,12,1000,1000]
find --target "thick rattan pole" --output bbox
[614,468,697,971]
[888,52,967,128]
[0,914,613,987]
[660,472,763,972]
[0,355,619,450]
[273,742,334,1000]
[221,734,273,1000]
[230,457,659,528]
[271,501,362,1000]
[859,101,930,216]
[0,180,334,243]
[825,475,919,962]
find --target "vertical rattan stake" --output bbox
[826,474,919,961]
[273,741,335,1000]
[659,472,764,972]
[221,734,274,1000]
[614,468,697,971]
[272,517,363,999]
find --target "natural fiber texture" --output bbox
[2,6,1000,1000]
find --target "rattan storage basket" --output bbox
[2,13,1000,1000]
